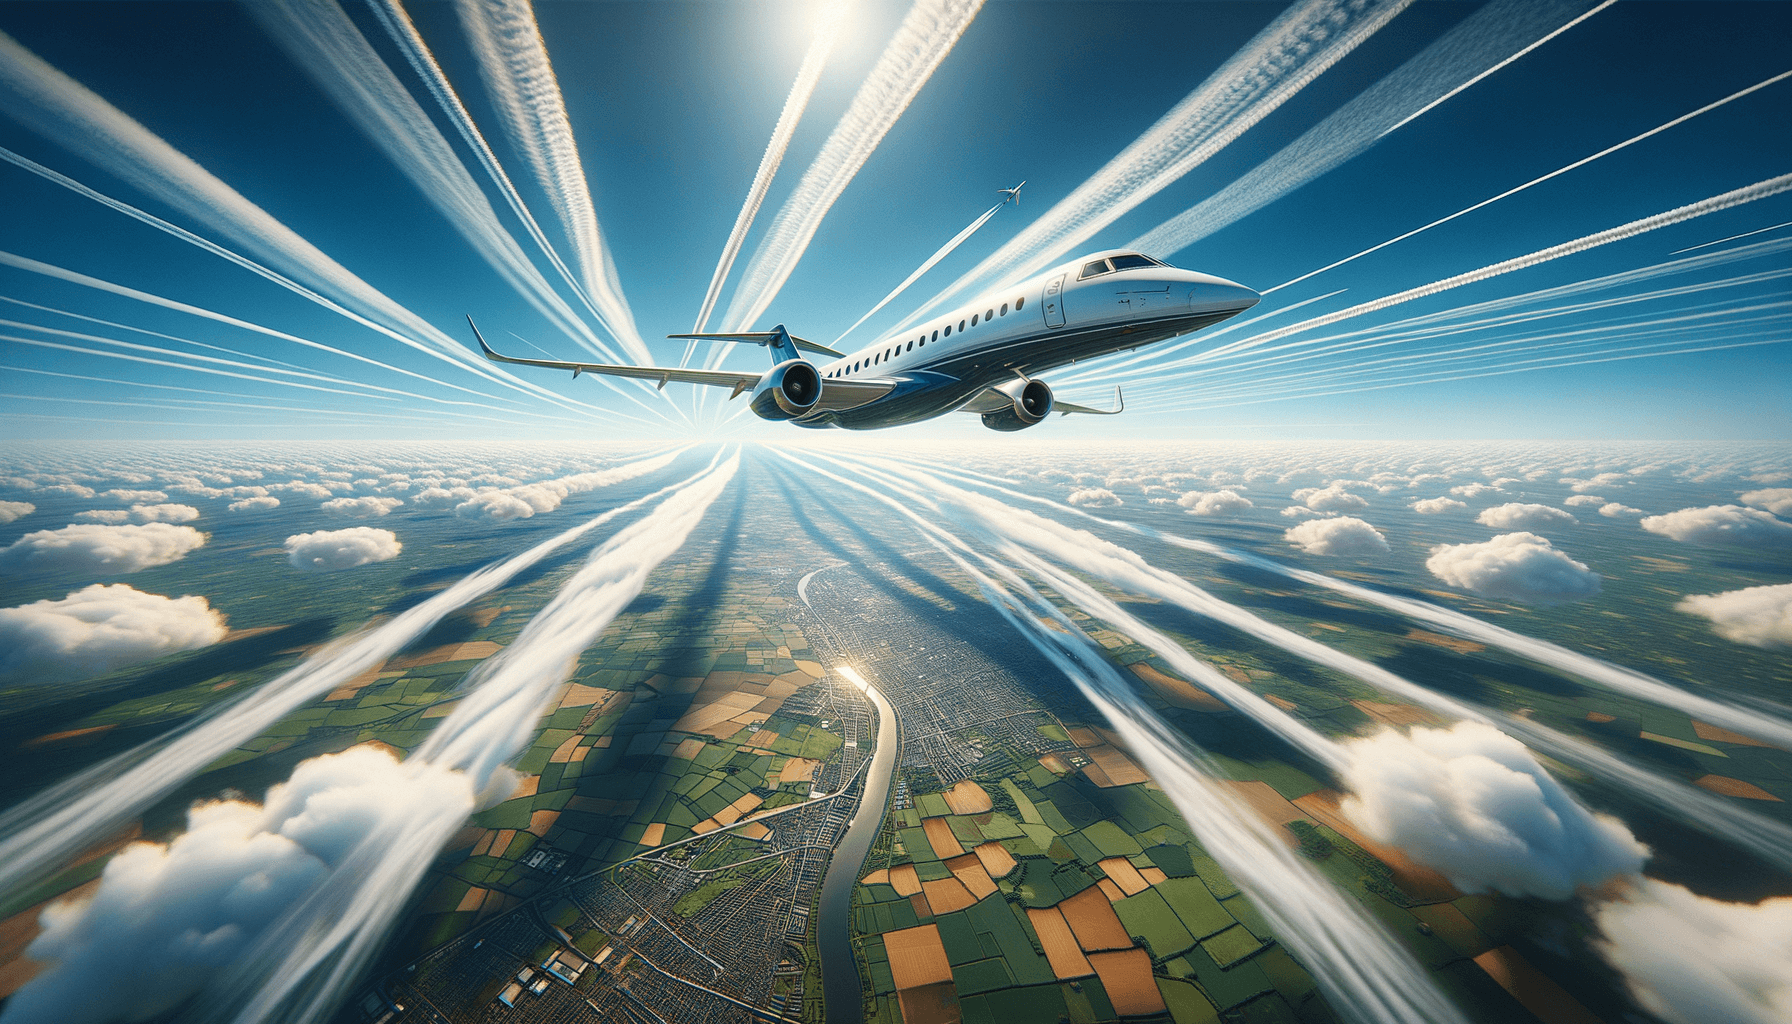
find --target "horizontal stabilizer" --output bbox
[666,331,843,359]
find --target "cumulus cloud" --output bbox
[272,480,333,500]
[1280,505,1322,519]
[1449,482,1502,499]
[1427,533,1600,604]
[73,510,132,524]
[0,500,35,524]
[6,746,473,1024]
[1177,489,1253,516]
[1291,483,1367,511]
[1410,497,1466,514]
[1676,584,1792,649]
[1067,487,1123,508]
[1740,488,1792,516]
[1562,472,1627,493]
[283,527,402,571]
[0,584,228,685]
[1284,517,1389,556]
[1477,503,1577,530]
[1641,506,1792,549]
[1341,722,1646,900]
[1600,502,1644,518]
[412,485,476,509]
[0,523,208,575]
[100,488,167,503]
[129,503,201,524]
[1564,495,1605,507]
[452,490,538,520]
[320,496,402,518]
[1594,878,1792,1024]
[37,484,96,498]
[228,496,280,512]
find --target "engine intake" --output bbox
[749,359,822,421]
[980,378,1053,432]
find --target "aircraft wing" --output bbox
[471,318,762,396]
[957,385,1123,416]
[1054,386,1123,416]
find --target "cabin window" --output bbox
[1000,303,1008,316]
[958,319,966,332]
[1080,260,1112,280]
[1110,253,1157,271]
[1015,296,1024,310]
[943,325,950,337]
[986,308,995,321]
[907,341,914,352]
[971,314,978,327]
[932,330,939,341]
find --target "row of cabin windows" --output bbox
[825,294,1026,377]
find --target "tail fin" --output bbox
[666,325,841,366]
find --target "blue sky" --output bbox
[0,0,1787,441]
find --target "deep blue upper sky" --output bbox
[0,1,1787,441]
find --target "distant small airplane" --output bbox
[998,180,1026,206]
[471,249,1258,431]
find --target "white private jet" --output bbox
[471,249,1258,431]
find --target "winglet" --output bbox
[466,315,498,358]
[1114,385,1124,413]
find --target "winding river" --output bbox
[818,668,899,1024]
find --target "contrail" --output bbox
[453,0,650,363]
[1130,0,1609,259]
[690,0,848,336]
[1669,217,1792,255]
[0,31,627,421]
[899,0,1411,326]
[717,0,985,334]
[1265,68,1792,295]
[774,449,1467,1024]
[0,448,691,903]
[199,451,739,1024]
[1193,172,1792,365]
[834,199,1006,345]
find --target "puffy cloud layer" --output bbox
[1595,878,1792,1024]
[6,746,473,1024]
[1427,533,1600,604]
[1178,489,1253,516]
[1642,505,1792,548]
[320,496,402,518]
[0,584,227,686]
[1410,497,1465,514]
[1740,488,1792,516]
[0,500,35,524]
[284,528,402,571]
[1291,483,1367,511]
[0,523,208,575]
[128,503,201,524]
[1477,503,1576,530]
[100,488,167,503]
[1284,517,1388,556]
[228,496,280,512]
[1449,482,1502,499]
[1677,584,1792,648]
[1067,487,1123,508]
[1564,494,1605,507]
[1341,723,1647,900]
[1600,502,1644,518]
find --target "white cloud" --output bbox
[0,500,35,524]
[36,484,96,498]
[1740,488,1792,516]
[1341,722,1646,900]
[6,746,472,1024]
[129,503,201,524]
[283,527,402,571]
[1291,484,1367,511]
[1067,487,1123,508]
[1280,505,1322,519]
[0,584,227,685]
[1477,503,1577,530]
[0,523,208,575]
[320,496,402,518]
[452,490,538,520]
[1642,506,1792,549]
[1426,533,1600,604]
[73,510,132,524]
[1595,878,1792,1024]
[1410,497,1466,514]
[1676,584,1792,649]
[1449,482,1502,499]
[1562,472,1627,493]
[272,480,333,500]
[228,496,280,512]
[1564,495,1605,507]
[1177,489,1253,516]
[412,486,476,509]
[100,488,168,503]
[1600,502,1644,518]
[1284,517,1388,556]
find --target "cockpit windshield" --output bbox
[1079,260,1111,280]
[1109,253,1159,270]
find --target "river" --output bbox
[818,667,899,1024]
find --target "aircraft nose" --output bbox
[1187,276,1260,314]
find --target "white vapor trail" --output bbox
[455,0,650,363]
[1130,0,1608,259]
[691,0,848,337]
[0,30,613,420]
[834,199,1005,345]
[1266,68,1792,295]
[773,449,1466,1024]
[890,459,1792,871]
[718,0,985,334]
[200,450,739,1024]
[0,448,689,903]
[1191,172,1792,366]
[901,0,1411,325]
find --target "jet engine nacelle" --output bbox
[749,359,822,421]
[980,377,1053,432]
